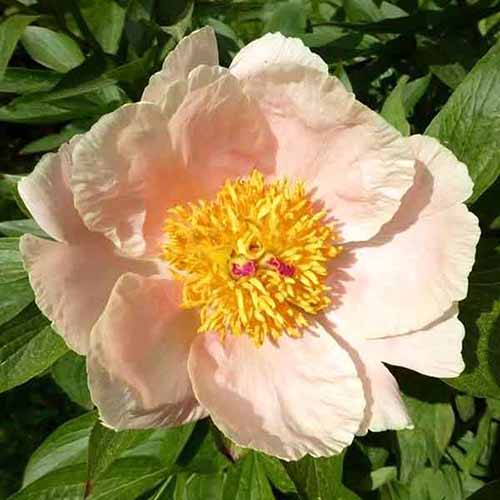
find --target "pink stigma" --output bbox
[268,257,295,277]
[231,260,256,278]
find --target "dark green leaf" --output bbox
[265,1,307,37]
[0,15,38,80]
[445,285,500,399]
[0,308,68,393]
[87,423,154,481]
[468,480,500,499]
[20,121,89,154]
[90,457,171,500]
[402,73,431,115]
[344,0,382,23]
[23,412,97,486]
[0,100,89,124]
[0,68,60,94]
[259,454,296,494]
[426,42,500,203]
[79,0,127,54]
[455,394,476,422]
[52,351,93,409]
[175,420,231,474]
[9,464,87,500]
[396,375,455,481]
[21,26,85,73]
[0,219,46,238]
[283,453,344,500]
[223,452,274,500]
[381,75,410,136]
[0,237,34,327]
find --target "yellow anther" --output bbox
[162,170,341,345]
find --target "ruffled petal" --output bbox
[188,326,365,460]
[88,273,206,429]
[243,65,415,243]
[19,235,158,355]
[142,27,218,104]
[365,306,465,378]
[71,102,196,258]
[18,137,86,243]
[230,32,328,79]
[329,136,480,337]
[168,72,277,194]
[357,356,413,433]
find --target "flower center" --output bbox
[162,170,341,345]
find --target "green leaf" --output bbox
[334,63,353,92]
[445,284,500,399]
[223,452,274,500]
[0,238,34,327]
[123,424,195,466]
[90,457,171,500]
[175,420,231,474]
[265,1,307,37]
[20,121,89,154]
[0,67,59,94]
[52,351,93,409]
[344,0,382,23]
[426,41,500,203]
[184,473,225,500]
[9,464,87,500]
[396,374,455,481]
[381,75,411,136]
[283,453,344,500]
[402,73,431,115]
[468,480,500,499]
[0,15,38,80]
[0,219,47,238]
[87,423,155,481]
[448,408,492,475]
[0,305,68,393]
[259,454,296,494]
[455,394,476,423]
[79,0,127,54]
[23,412,97,486]
[408,465,463,500]
[21,26,85,73]
[0,100,89,124]
[86,422,195,497]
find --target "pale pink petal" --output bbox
[19,235,158,355]
[329,135,480,337]
[230,32,328,79]
[71,102,201,258]
[157,65,229,120]
[243,65,415,243]
[142,27,218,104]
[169,72,277,194]
[357,356,413,433]
[407,135,473,215]
[330,327,412,434]
[88,273,206,429]
[18,137,86,243]
[188,326,365,460]
[365,306,465,378]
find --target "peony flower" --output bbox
[19,28,480,461]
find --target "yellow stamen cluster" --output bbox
[162,170,341,345]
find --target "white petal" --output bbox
[230,32,328,79]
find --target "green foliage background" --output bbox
[1,0,500,499]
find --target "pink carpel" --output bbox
[268,257,296,277]
[231,260,256,278]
